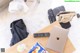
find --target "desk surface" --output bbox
[6,21,75,53]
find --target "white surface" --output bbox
[51,0,80,13]
[1,0,80,50]
[8,0,29,13]
[73,50,80,53]
[17,44,27,52]
[68,15,80,51]
[0,0,51,48]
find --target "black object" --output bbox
[52,6,65,17]
[48,6,65,23]
[48,9,56,23]
[34,33,50,38]
[1,48,5,52]
[60,22,71,29]
[24,0,27,2]
[77,13,80,18]
[10,19,29,46]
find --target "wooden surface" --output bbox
[6,21,75,53]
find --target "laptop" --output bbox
[46,26,69,53]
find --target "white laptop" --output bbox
[46,26,69,53]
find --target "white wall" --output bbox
[51,0,80,13]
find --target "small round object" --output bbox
[17,44,26,52]
[46,51,49,53]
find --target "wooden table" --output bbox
[6,21,75,53]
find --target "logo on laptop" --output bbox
[65,0,80,2]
